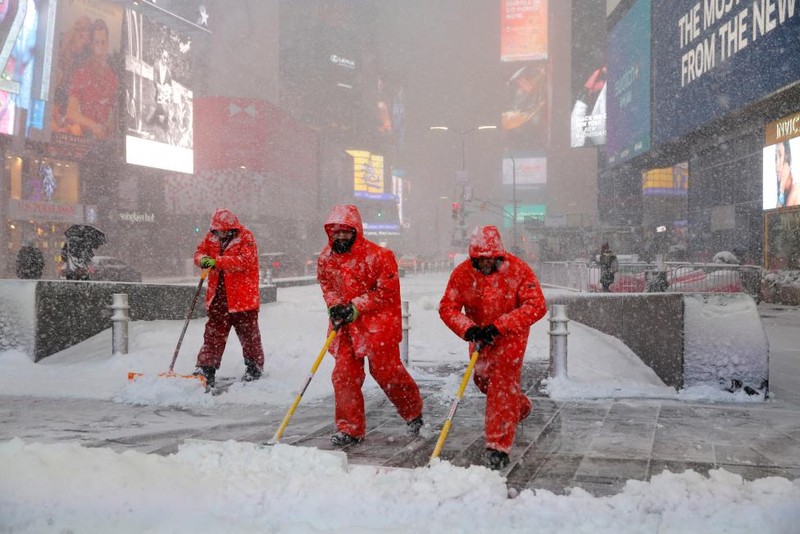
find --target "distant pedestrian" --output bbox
[192,209,264,387]
[439,225,547,470]
[16,240,45,279]
[317,204,424,447]
[598,242,618,292]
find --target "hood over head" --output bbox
[324,205,364,243]
[469,225,506,258]
[209,208,243,232]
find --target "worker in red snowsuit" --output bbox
[318,204,424,446]
[439,225,547,469]
[192,208,265,387]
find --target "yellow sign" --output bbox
[346,150,384,195]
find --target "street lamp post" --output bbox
[509,154,519,255]
[429,124,497,188]
[429,125,497,248]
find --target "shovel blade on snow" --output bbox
[127,371,207,386]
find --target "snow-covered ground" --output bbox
[1,273,798,532]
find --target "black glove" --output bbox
[329,303,358,326]
[478,324,500,345]
[464,326,481,342]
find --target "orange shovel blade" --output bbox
[127,371,207,387]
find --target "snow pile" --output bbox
[1,438,799,533]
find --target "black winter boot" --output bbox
[242,361,262,382]
[330,431,363,447]
[486,448,510,470]
[406,416,424,436]
[192,366,216,387]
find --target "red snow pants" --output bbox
[196,292,265,369]
[473,348,531,453]
[331,333,423,438]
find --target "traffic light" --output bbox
[451,202,461,220]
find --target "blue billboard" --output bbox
[606,0,651,165]
[653,0,800,145]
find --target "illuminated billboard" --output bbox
[570,0,606,148]
[501,0,547,62]
[642,162,688,196]
[49,0,123,156]
[763,113,800,210]
[503,203,546,230]
[502,62,548,150]
[124,8,193,174]
[606,0,651,165]
[347,149,390,199]
[0,0,57,140]
[503,155,546,187]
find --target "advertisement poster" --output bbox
[653,0,800,145]
[501,0,548,62]
[570,0,606,148]
[347,149,388,199]
[0,0,56,140]
[606,0,651,165]
[763,112,800,210]
[124,8,193,174]
[502,155,546,187]
[49,0,123,157]
[501,62,548,150]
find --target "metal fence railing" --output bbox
[539,261,763,300]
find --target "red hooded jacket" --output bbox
[194,209,260,313]
[439,226,546,359]
[317,205,402,357]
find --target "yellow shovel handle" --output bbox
[430,348,480,461]
[270,329,337,444]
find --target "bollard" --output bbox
[401,300,410,365]
[110,293,130,355]
[548,304,569,378]
[265,268,274,286]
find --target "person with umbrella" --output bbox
[61,224,106,280]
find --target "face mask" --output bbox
[778,191,786,207]
[471,257,503,275]
[332,234,356,254]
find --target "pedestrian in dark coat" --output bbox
[16,241,45,279]
[192,209,264,386]
[599,242,618,292]
[318,204,424,446]
[439,225,547,470]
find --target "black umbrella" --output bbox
[64,224,107,249]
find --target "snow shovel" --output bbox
[266,327,338,444]
[429,343,482,463]
[127,269,210,386]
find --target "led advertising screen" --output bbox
[501,0,548,62]
[503,203,546,230]
[49,0,123,156]
[0,0,56,140]
[763,112,800,210]
[502,62,548,150]
[502,155,546,187]
[347,149,393,199]
[606,0,651,166]
[570,0,606,148]
[124,8,193,174]
[642,162,688,196]
[653,0,800,146]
